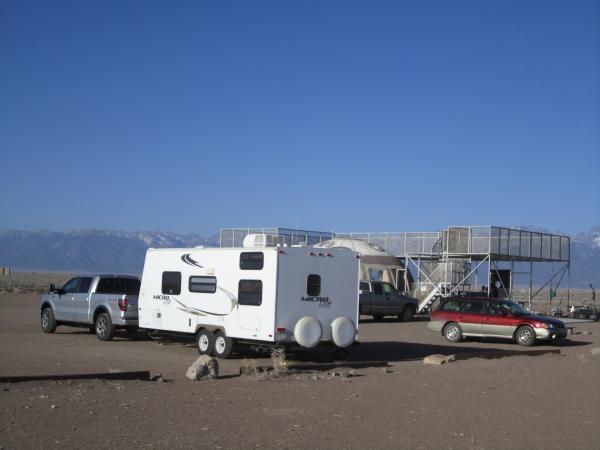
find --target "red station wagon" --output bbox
[428,297,567,346]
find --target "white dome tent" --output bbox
[315,238,413,293]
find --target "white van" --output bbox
[138,243,360,358]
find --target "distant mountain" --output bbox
[0,229,219,274]
[0,227,598,287]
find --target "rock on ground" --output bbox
[186,355,219,380]
[423,354,456,365]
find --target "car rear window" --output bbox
[96,277,140,295]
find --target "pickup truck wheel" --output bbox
[213,331,234,359]
[401,305,415,322]
[95,312,115,341]
[515,325,535,347]
[196,329,214,355]
[443,322,462,343]
[41,307,57,333]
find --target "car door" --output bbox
[54,277,81,322]
[371,282,386,314]
[382,282,402,314]
[359,282,372,314]
[483,301,517,337]
[72,277,93,323]
[457,300,484,335]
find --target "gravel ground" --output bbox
[1,292,600,449]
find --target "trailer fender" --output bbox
[294,316,322,348]
[331,316,356,348]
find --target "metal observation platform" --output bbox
[220,226,571,312]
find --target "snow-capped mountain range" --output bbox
[0,227,598,287]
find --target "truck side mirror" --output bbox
[49,284,56,293]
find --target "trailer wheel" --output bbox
[41,307,57,333]
[95,312,115,341]
[196,329,214,355]
[213,331,234,359]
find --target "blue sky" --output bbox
[1,0,599,236]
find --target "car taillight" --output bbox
[118,298,128,312]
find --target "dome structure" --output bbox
[315,238,412,290]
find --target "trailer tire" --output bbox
[294,316,323,348]
[41,307,57,333]
[331,317,356,348]
[197,329,214,355]
[213,331,234,359]
[95,312,115,341]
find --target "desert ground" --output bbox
[1,289,600,449]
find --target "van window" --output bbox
[189,276,217,293]
[238,280,262,306]
[162,272,181,295]
[307,274,321,296]
[359,282,371,292]
[96,277,140,295]
[240,252,264,270]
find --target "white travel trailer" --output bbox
[138,240,360,358]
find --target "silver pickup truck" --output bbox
[359,280,419,321]
[40,275,140,341]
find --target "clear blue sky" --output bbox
[1,0,599,236]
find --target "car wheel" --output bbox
[213,331,234,359]
[197,329,214,355]
[515,325,535,347]
[402,305,415,322]
[95,312,115,341]
[373,315,384,321]
[443,322,462,343]
[41,307,57,333]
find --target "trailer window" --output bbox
[240,252,264,270]
[238,280,262,306]
[162,272,181,295]
[189,276,217,293]
[307,274,321,296]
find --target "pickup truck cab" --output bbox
[359,280,418,321]
[40,275,140,341]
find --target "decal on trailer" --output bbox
[156,287,238,317]
[181,254,203,268]
[301,296,331,309]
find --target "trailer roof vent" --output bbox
[243,233,282,248]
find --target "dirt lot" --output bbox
[1,292,600,449]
